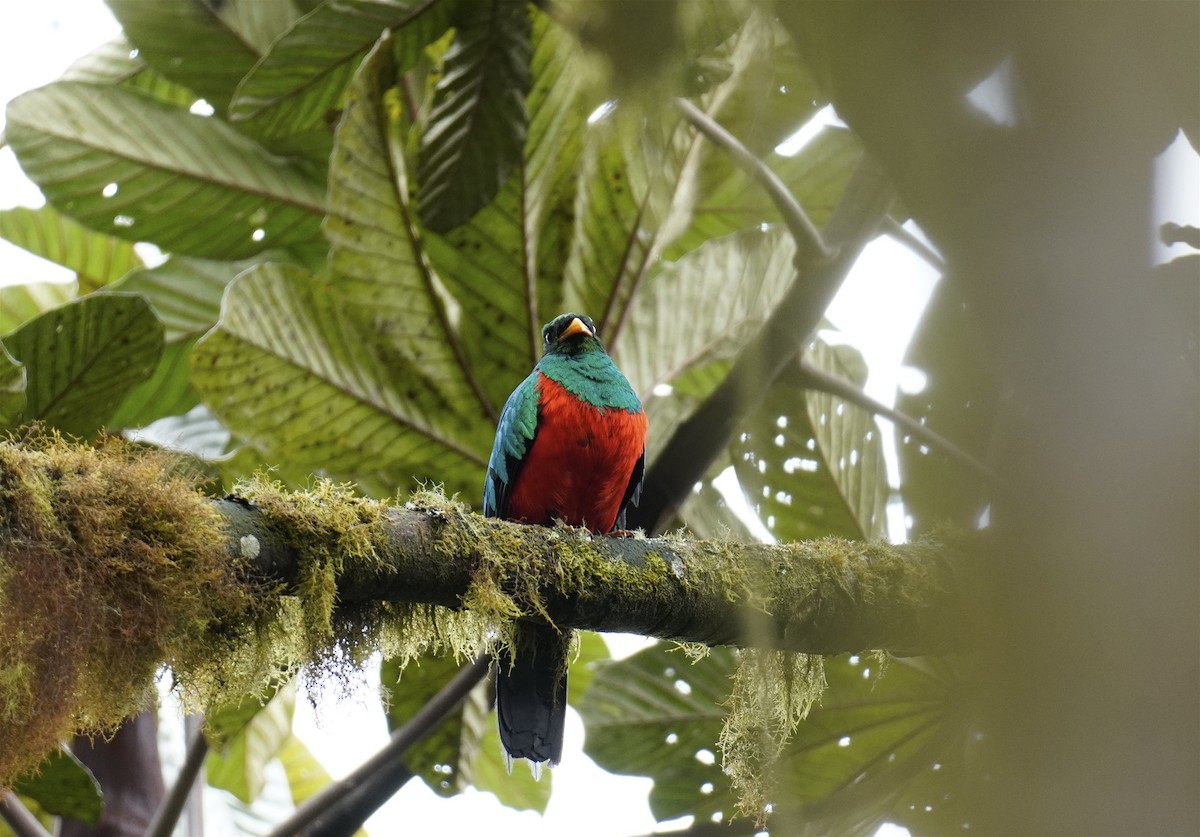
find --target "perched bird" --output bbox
[483,313,647,774]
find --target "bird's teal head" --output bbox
[541,313,605,357]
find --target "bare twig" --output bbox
[145,722,209,837]
[674,97,833,264]
[0,792,51,837]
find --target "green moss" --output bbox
[0,430,255,787]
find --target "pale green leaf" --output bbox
[1,294,163,436]
[417,0,531,232]
[6,81,326,259]
[325,33,494,420]
[110,256,245,342]
[107,340,199,429]
[277,736,366,837]
[422,8,583,407]
[731,340,889,542]
[0,281,77,334]
[0,206,142,291]
[470,716,553,812]
[206,683,296,804]
[614,226,798,456]
[105,0,302,110]
[191,263,488,494]
[0,342,26,428]
[62,35,199,108]
[230,0,456,147]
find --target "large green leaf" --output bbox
[325,32,496,424]
[62,35,199,108]
[0,343,25,427]
[0,281,77,334]
[230,0,455,150]
[563,10,774,343]
[276,735,367,837]
[191,263,488,494]
[106,257,248,428]
[731,339,888,542]
[1,294,163,436]
[581,642,732,822]
[614,226,798,457]
[6,82,326,259]
[206,683,297,804]
[382,653,467,798]
[0,206,141,292]
[422,8,582,407]
[105,0,304,110]
[417,0,531,232]
[10,748,102,824]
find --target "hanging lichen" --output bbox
[719,649,828,824]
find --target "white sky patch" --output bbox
[966,55,1018,127]
[774,103,846,157]
[1152,129,1200,266]
[713,465,777,543]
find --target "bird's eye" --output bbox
[543,330,551,344]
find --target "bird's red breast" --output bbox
[503,373,648,533]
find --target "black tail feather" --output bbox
[495,623,569,766]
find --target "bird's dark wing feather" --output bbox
[614,447,646,531]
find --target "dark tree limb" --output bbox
[145,722,208,837]
[0,793,51,837]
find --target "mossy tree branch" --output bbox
[217,492,974,658]
[0,435,976,790]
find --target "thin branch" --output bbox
[674,97,833,264]
[0,792,51,837]
[796,356,1001,485]
[268,656,490,837]
[145,721,209,837]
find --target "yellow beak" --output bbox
[560,317,593,340]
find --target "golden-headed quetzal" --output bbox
[483,313,647,774]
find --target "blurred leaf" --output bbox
[0,206,141,292]
[732,339,888,542]
[896,279,998,536]
[1,294,162,436]
[581,642,733,821]
[191,263,488,495]
[417,0,531,231]
[62,35,198,108]
[0,343,25,427]
[0,281,77,335]
[206,682,296,803]
[422,8,583,407]
[6,82,325,259]
[10,748,101,823]
[231,0,456,152]
[325,33,496,423]
[105,0,302,110]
